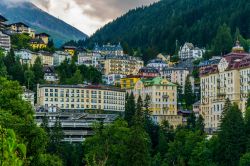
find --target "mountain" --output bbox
[87,0,250,57]
[0,2,88,47]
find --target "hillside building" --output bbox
[200,41,250,133]
[37,84,126,112]
[179,42,205,59]
[128,77,182,127]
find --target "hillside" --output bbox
[87,0,250,56]
[0,2,88,47]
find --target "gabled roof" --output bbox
[36,33,50,37]
[9,22,29,27]
[30,38,45,44]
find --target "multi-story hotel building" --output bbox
[200,42,250,133]
[103,55,144,75]
[0,31,11,52]
[128,77,182,127]
[37,84,126,112]
[161,67,190,93]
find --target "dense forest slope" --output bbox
[87,0,250,55]
[0,2,88,47]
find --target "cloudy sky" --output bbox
[3,0,158,35]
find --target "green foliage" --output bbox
[184,76,195,108]
[4,49,25,84]
[35,154,63,166]
[84,119,130,166]
[11,33,31,50]
[0,126,27,166]
[32,57,45,85]
[240,153,250,166]
[87,0,250,55]
[0,49,7,77]
[124,92,136,127]
[48,118,64,154]
[66,69,83,84]
[166,129,205,166]
[217,104,246,166]
[56,59,102,84]
[212,24,233,55]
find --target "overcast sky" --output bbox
[3,0,158,35]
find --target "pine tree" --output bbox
[0,50,7,77]
[184,76,194,108]
[32,57,44,84]
[213,24,233,55]
[221,98,232,120]
[244,106,250,151]
[40,115,50,135]
[124,92,136,127]
[187,112,196,131]
[49,118,64,154]
[217,104,246,166]
[247,94,250,108]
[135,95,144,124]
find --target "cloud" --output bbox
[1,0,158,35]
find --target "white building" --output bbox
[53,51,72,66]
[0,31,11,52]
[43,66,59,82]
[22,86,35,107]
[102,74,126,85]
[179,42,205,59]
[146,59,168,72]
[161,67,190,93]
[37,84,126,112]
[14,49,33,65]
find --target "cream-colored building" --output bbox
[37,51,54,66]
[37,84,125,112]
[128,77,182,127]
[104,55,144,75]
[200,43,250,132]
[161,67,190,93]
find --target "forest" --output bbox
[86,0,250,61]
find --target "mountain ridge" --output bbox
[87,0,250,57]
[0,2,88,47]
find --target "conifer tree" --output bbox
[217,104,246,166]
[213,23,233,55]
[124,92,136,126]
[184,76,194,108]
[32,57,44,84]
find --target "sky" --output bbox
[2,0,158,35]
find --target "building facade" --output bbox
[0,31,11,51]
[161,67,190,93]
[103,55,144,75]
[37,84,126,112]
[146,59,168,72]
[120,75,141,90]
[53,51,72,66]
[179,42,205,59]
[200,43,250,132]
[94,43,124,56]
[128,77,182,127]
[35,107,118,142]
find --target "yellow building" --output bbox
[120,75,141,90]
[200,42,250,133]
[35,33,50,45]
[104,55,144,75]
[30,39,47,49]
[37,84,125,112]
[63,46,76,56]
[128,77,182,128]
